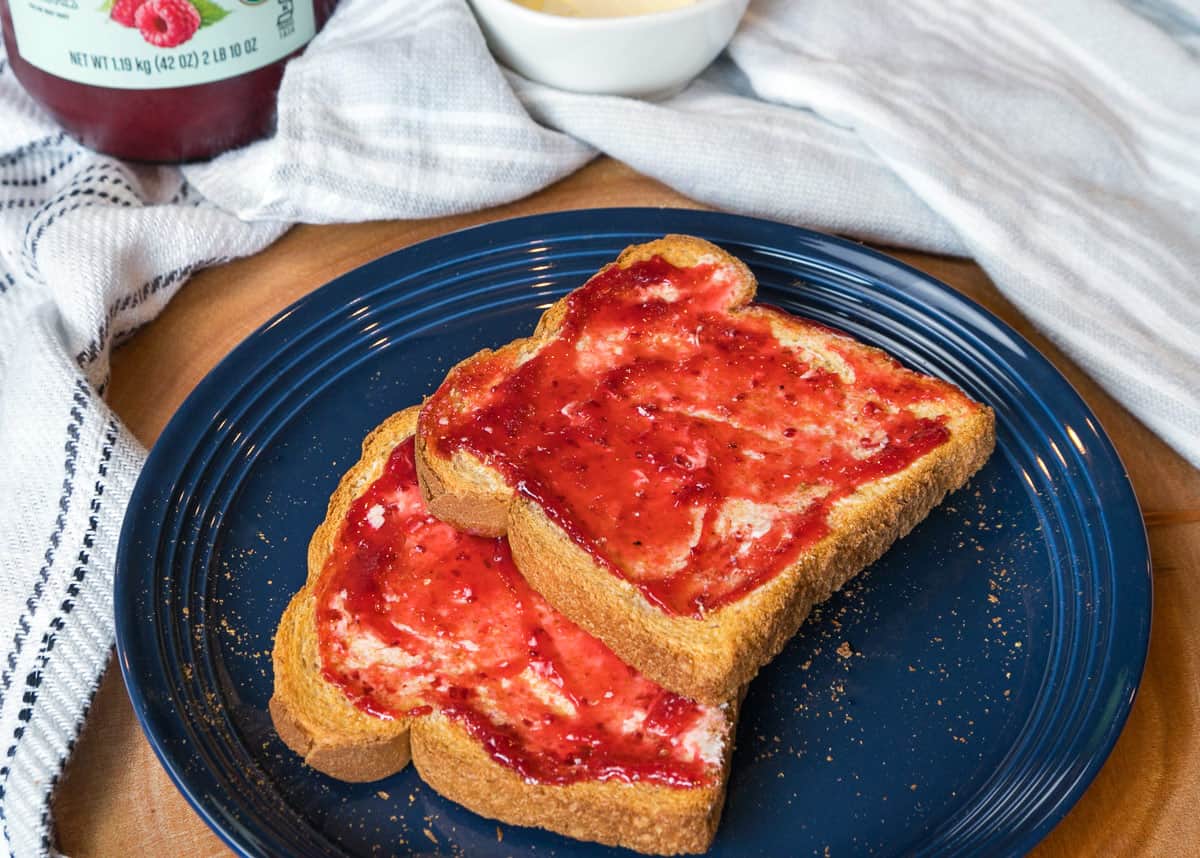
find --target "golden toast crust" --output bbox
[416,236,997,704]
[270,406,735,855]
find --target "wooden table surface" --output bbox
[51,159,1199,856]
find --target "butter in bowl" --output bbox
[469,0,750,98]
[512,0,703,15]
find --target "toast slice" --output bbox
[416,235,995,704]
[270,407,737,856]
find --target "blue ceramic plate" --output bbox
[116,209,1150,857]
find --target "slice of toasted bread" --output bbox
[270,407,737,856]
[416,235,996,705]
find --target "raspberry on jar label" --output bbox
[134,0,202,48]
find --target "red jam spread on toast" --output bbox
[423,254,976,617]
[315,438,724,787]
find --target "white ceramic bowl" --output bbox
[468,0,750,98]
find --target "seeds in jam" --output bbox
[315,438,725,787]
[423,255,974,617]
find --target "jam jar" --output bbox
[1,0,337,161]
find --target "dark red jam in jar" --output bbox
[1,0,337,161]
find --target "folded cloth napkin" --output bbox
[1,0,1197,853]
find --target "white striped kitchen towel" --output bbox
[1,0,1197,854]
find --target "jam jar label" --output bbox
[7,0,316,89]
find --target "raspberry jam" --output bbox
[1,0,337,162]
[315,437,725,787]
[423,254,978,618]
